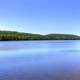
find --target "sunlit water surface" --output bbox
[0,40,80,80]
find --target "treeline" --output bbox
[0,31,80,40]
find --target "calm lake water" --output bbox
[0,40,80,80]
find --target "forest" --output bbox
[0,31,79,40]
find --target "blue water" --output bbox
[0,40,80,80]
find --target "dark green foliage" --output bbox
[0,31,79,40]
[45,34,80,40]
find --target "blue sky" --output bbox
[0,0,80,35]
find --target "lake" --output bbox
[0,40,80,80]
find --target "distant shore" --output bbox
[0,31,80,40]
